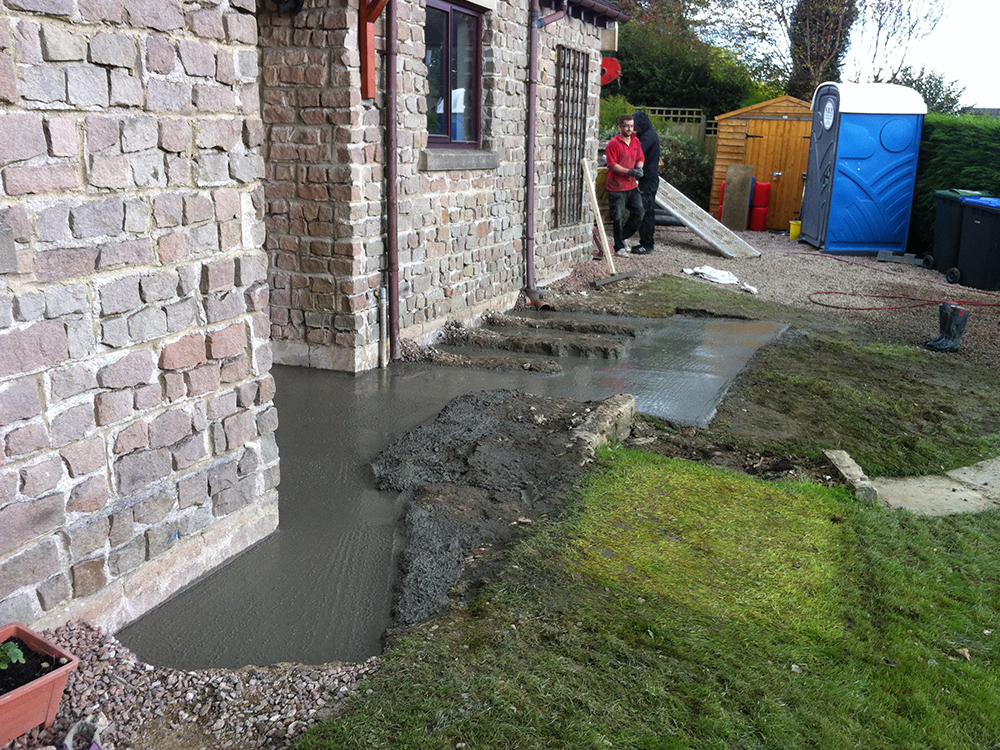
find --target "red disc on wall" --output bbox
[601,57,622,86]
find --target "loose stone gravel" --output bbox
[7,621,379,750]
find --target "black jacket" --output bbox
[632,111,660,192]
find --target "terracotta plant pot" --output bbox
[0,623,79,746]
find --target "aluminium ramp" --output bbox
[655,177,760,259]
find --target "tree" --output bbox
[894,65,966,114]
[610,5,760,117]
[696,0,796,84]
[785,0,857,100]
[848,0,947,83]
[698,0,858,99]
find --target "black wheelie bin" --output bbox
[954,196,1000,291]
[930,189,994,282]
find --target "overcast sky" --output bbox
[901,0,998,108]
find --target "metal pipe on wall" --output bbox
[525,0,568,292]
[386,0,401,361]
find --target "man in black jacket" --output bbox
[632,111,660,254]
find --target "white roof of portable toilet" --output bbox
[811,82,928,115]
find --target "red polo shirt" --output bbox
[605,134,645,192]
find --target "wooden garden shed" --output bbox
[710,96,813,231]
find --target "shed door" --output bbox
[744,117,812,230]
[800,86,841,247]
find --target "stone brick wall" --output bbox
[0,0,279,633]
[259,2,382,371]
[260,0,603,372]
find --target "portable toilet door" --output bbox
[799,82,927,254]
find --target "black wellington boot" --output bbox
[926,305,970,352]
[925,302,952,349]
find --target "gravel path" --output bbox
[550,226,1000,368]
[7,621,379,750]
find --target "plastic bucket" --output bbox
[789,220,802,240]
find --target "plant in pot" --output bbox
[0,623,80,746]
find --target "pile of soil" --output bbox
[371,389,633,626]
[625,415,838,486]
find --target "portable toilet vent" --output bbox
[799,82,927,254]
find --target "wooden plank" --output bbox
[582,159,616,276]
[709,120,747,217]
[594,270,638,287]
[720,164,754,230]
[654,178,760,259]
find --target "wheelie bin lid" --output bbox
[959,196,1000,211]
[937,189,994,199]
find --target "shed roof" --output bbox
[716,95,811,121]
[811,82,927,115]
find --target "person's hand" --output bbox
[628,167,644,178]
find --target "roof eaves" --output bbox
[541,0,629,26]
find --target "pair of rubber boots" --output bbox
[925,302,970,352]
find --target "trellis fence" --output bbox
[640,107,718,158]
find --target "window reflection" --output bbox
[425,7,446,136]
[424,1,480,145]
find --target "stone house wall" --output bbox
[260,0,603,372]
[0,0,279,633]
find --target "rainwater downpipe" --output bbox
[386,0,401,362]
[525,0,568,292]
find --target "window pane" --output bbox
[451,11,476,142]
[425,7,447,136]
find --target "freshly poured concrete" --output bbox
[117,316,785,669]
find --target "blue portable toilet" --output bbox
[799,82,927,254]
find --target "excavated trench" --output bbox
[117,311,785,670]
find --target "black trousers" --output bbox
[608,188,644,251]
[638,186,656,250]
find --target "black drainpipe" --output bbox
[525,0,568,292]
[386,0,400,360]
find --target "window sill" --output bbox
[420,149,500,172]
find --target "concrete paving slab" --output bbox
[947,456,1000,501]
[871,474,1000,516]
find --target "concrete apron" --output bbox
[872,456,1000,516]
[117,316,786,670]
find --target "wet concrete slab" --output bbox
[117,315,785,669]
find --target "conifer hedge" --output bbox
[908,114,1000,255]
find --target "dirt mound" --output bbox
[372,390,632,625]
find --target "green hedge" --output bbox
[908,114,1000,255]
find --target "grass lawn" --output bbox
[297,448,1000,750]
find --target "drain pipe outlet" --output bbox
[523,287,553,310]
[525,0,568,293]
[378,287,389,367]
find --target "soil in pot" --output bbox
[0,637,60,695]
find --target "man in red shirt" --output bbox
[605,114,646,255]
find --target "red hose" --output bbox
[775,249,1000,311]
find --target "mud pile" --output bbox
[372,389,634,625]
